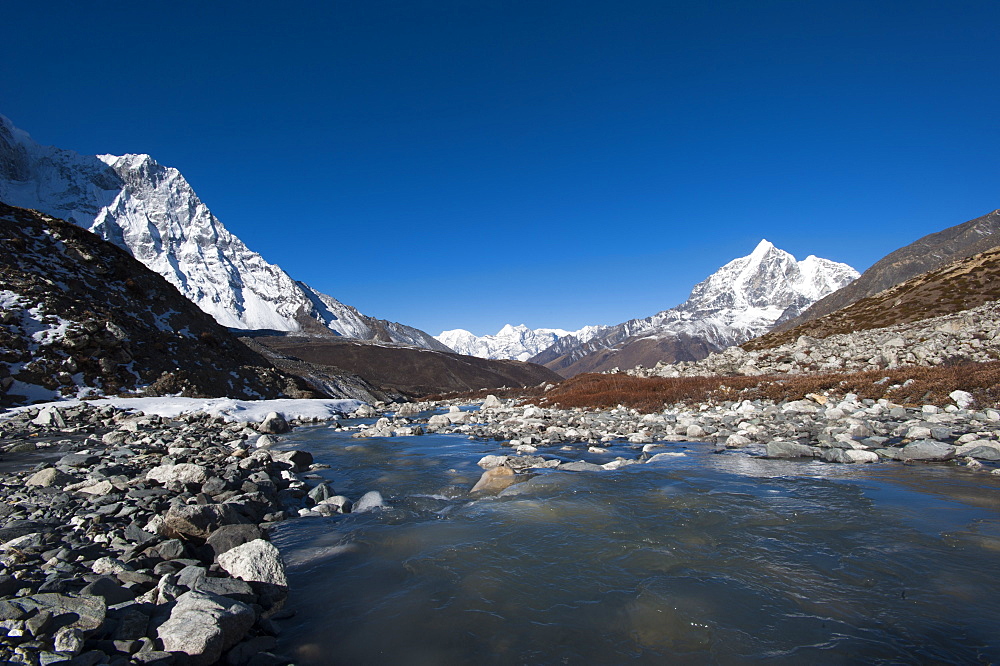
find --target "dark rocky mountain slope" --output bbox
[531,331,719,378]
[0,202,317,406]
[250,335,564,397]
[771,209,1000,333]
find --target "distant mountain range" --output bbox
[528,240,859,376]
[436,324,607,362]
[0,115,448,350]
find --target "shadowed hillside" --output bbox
[250,335,564,397]
[0,202,315,405]
[746,244,1000,351]
[772,209,1000,333]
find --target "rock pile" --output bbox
[397,394,1000,473]
[630,301,1000,379]
[0,402,359,665]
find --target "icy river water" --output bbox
[270,419,1000,665]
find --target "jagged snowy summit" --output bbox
[525,239,860,375]
[0,114,445,349]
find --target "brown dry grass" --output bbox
[534,361,1000,412]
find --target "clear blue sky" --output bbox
[3,1,999,336]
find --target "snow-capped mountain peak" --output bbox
[683,239,857,316]
[527,240,859,375]
[0,114,446,350]
[436,323,606,361]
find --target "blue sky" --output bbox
[3,1,999,336]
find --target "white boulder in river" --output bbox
[217,539,288,588]
[353,491,386,513]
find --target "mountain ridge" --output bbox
[0,115,448,350]
[530,239,859,376]
[0,202,314,406]
[745,242,1000,351]
[436,323,607,361]
[771,209,1000,333]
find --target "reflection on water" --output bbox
[271,425,1000,664]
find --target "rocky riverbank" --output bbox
[0,402,364,666]
[359,393,1000,476]
[3,389,999,664]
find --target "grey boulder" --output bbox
[162,504,250,540]
[258,412,291,434]
[896,441,956,461]
[146,463,209,486]
[157,590,255,666]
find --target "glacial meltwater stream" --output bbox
[270,419,1000,665]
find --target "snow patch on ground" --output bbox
[30,312,74,345]
[2,396,364,423]
[0,290,25,309]
[6,380,60,404]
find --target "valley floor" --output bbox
[1,351,998,664]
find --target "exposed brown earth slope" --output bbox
[239,334,400,403]
[250,335,564,397]
[746,245,1000,351]
[0,202,315,406]
[772,209,1000,333]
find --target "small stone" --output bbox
[131,651,176,665]
[162,504,250,540]
[685,424,706,438]
[318,496,352,513]
[559,461,606,471]
[963,445,1000,461]
[57,452,101,467]
[216,540,287,588]
[91,557,133,575]
[725,434,751,448]
[481,395,502,410]
[26,468,76,488]
[822,448,879,464]
[470,467,518,494]
[905,426,933,440]
[150,539,188,561]
[949,390,975,409]
[477,455,510,470]
[645,452,686,463]
[53,626,85,654]
[146,463,209,486]
[271,450,313,473]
